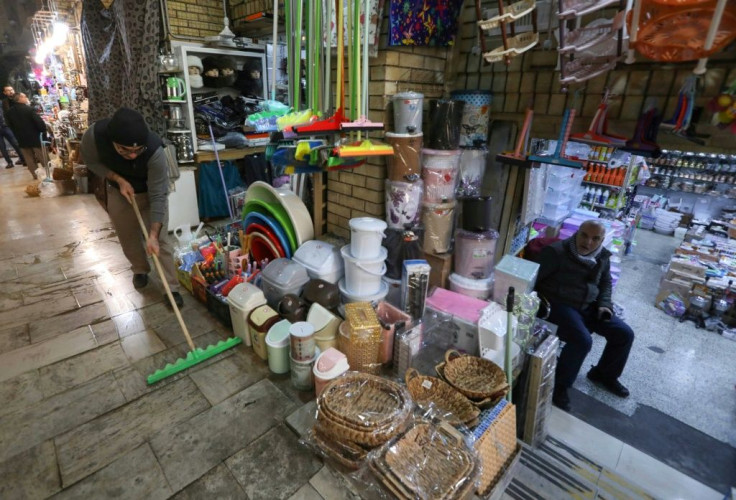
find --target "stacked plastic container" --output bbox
[542,165,586,222]
[450,90,491,198]
[420,99,465,255]
[340,217,389,304]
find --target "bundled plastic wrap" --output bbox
[456,148,488,197]
[513,292,541,350]
[386,180,424,229]
[306,371,413,471]
[401,259,431,321]
[422,149,461,203]
[426,99,465,150]
[422,201,457,254]
[386,132,423,182]
[365,417,481,499]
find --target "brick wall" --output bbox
[452,2,736,153]
[325,19,454,239]
[166,0,227,38]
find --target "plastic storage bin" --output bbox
[449,273,494,300]
[248,305,280,361]
[261,258,310,309]
[292,240,344,284]
[227,283,268,346]
[541,203,570,221]
[492,255,540,306]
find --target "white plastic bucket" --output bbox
[449,273,494,300]
[338,278,390,306]
[349,217,387,259]
[290,347,320,391]
[341,245,387,296]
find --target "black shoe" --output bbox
[132,273,148,289]
[15,159,23,165]
[587,368,630,397]
[552,387,571,411]
[165,291,184,310]
[5,164,13,169]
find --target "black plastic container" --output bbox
[460,196,493,232]
[426,100,465,150]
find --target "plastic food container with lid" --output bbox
[448,272,494,300]
[226,283,267,346]
[260,258,310,309]
[292,240,344,284]
[454,229,499,279]
[349,217,387,260]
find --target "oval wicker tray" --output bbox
[404,368,480,427]
[317,372,412,446]
[441,350,509,400]
[313,425,371,470]
[371,421,478,500]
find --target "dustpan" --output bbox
[496,108,533,167]
[527,108,583,168]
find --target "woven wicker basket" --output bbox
[52,167,74,180]
[404,368,480,427]
[370,421,478,500]
[435,362,505,409]
[313,426,371,470]
[342,303,382,374]
[441,350,509,401]
[317,372,412,446]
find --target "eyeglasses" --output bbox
[113,142,147,156]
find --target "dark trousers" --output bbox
[549,303,635,389]
[0,126,22,164]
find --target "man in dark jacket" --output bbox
[536,219,634,411]
[81,107,183,308]
[0,86,24,168]
[6,93,47,179]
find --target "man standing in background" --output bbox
[6,93,48,180]
[0,85,25,169]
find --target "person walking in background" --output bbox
[0,86,25,169]
[81,107,183,308]
[6,93,48,180]
[2,85,15,113]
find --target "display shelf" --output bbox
[582,180,625,189]
[162,100,187,104]
[478,0,537,30]
[558,11,624,54]
[650,173,736,186]
[640,184,736,200]
[195,146,266,163]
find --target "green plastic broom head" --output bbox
[147,337,242,384]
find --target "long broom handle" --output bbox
[131,197,196,351]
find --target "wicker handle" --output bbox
[445,349,463,364]
[438,420,465,445]
[404,368,419,385]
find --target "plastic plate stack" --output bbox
[313,372,412,470]
[369,421,479,500]
[654,209,683,236]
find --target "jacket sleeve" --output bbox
[146,147,170,224]
[32,110,47,134]
[596,258,613,310]
[81,127,112,179]
[536,245,560,284]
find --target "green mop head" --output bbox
[147,337,242,384]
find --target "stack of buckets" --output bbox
[421,98,466,255]
[340,217,388,304]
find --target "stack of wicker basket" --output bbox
[369,421,480,500]
[404,368,480,427]
[313,372,413,470]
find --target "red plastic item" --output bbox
[222,275,244,297]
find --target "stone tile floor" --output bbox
[0,162,725,498]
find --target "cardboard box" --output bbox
[669,257,707,278]
[424,252,452,289]
[665,268,706,285]
[674,247,719,263]
[655,278,692,310]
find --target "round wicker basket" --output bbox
[442,350,509,400]
[404,368,480,427]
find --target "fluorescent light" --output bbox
[50,22,69,46]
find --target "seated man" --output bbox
[535,219,634,411]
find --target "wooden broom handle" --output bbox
[130,196,196,351]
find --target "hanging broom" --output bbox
[130,197,241,384]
